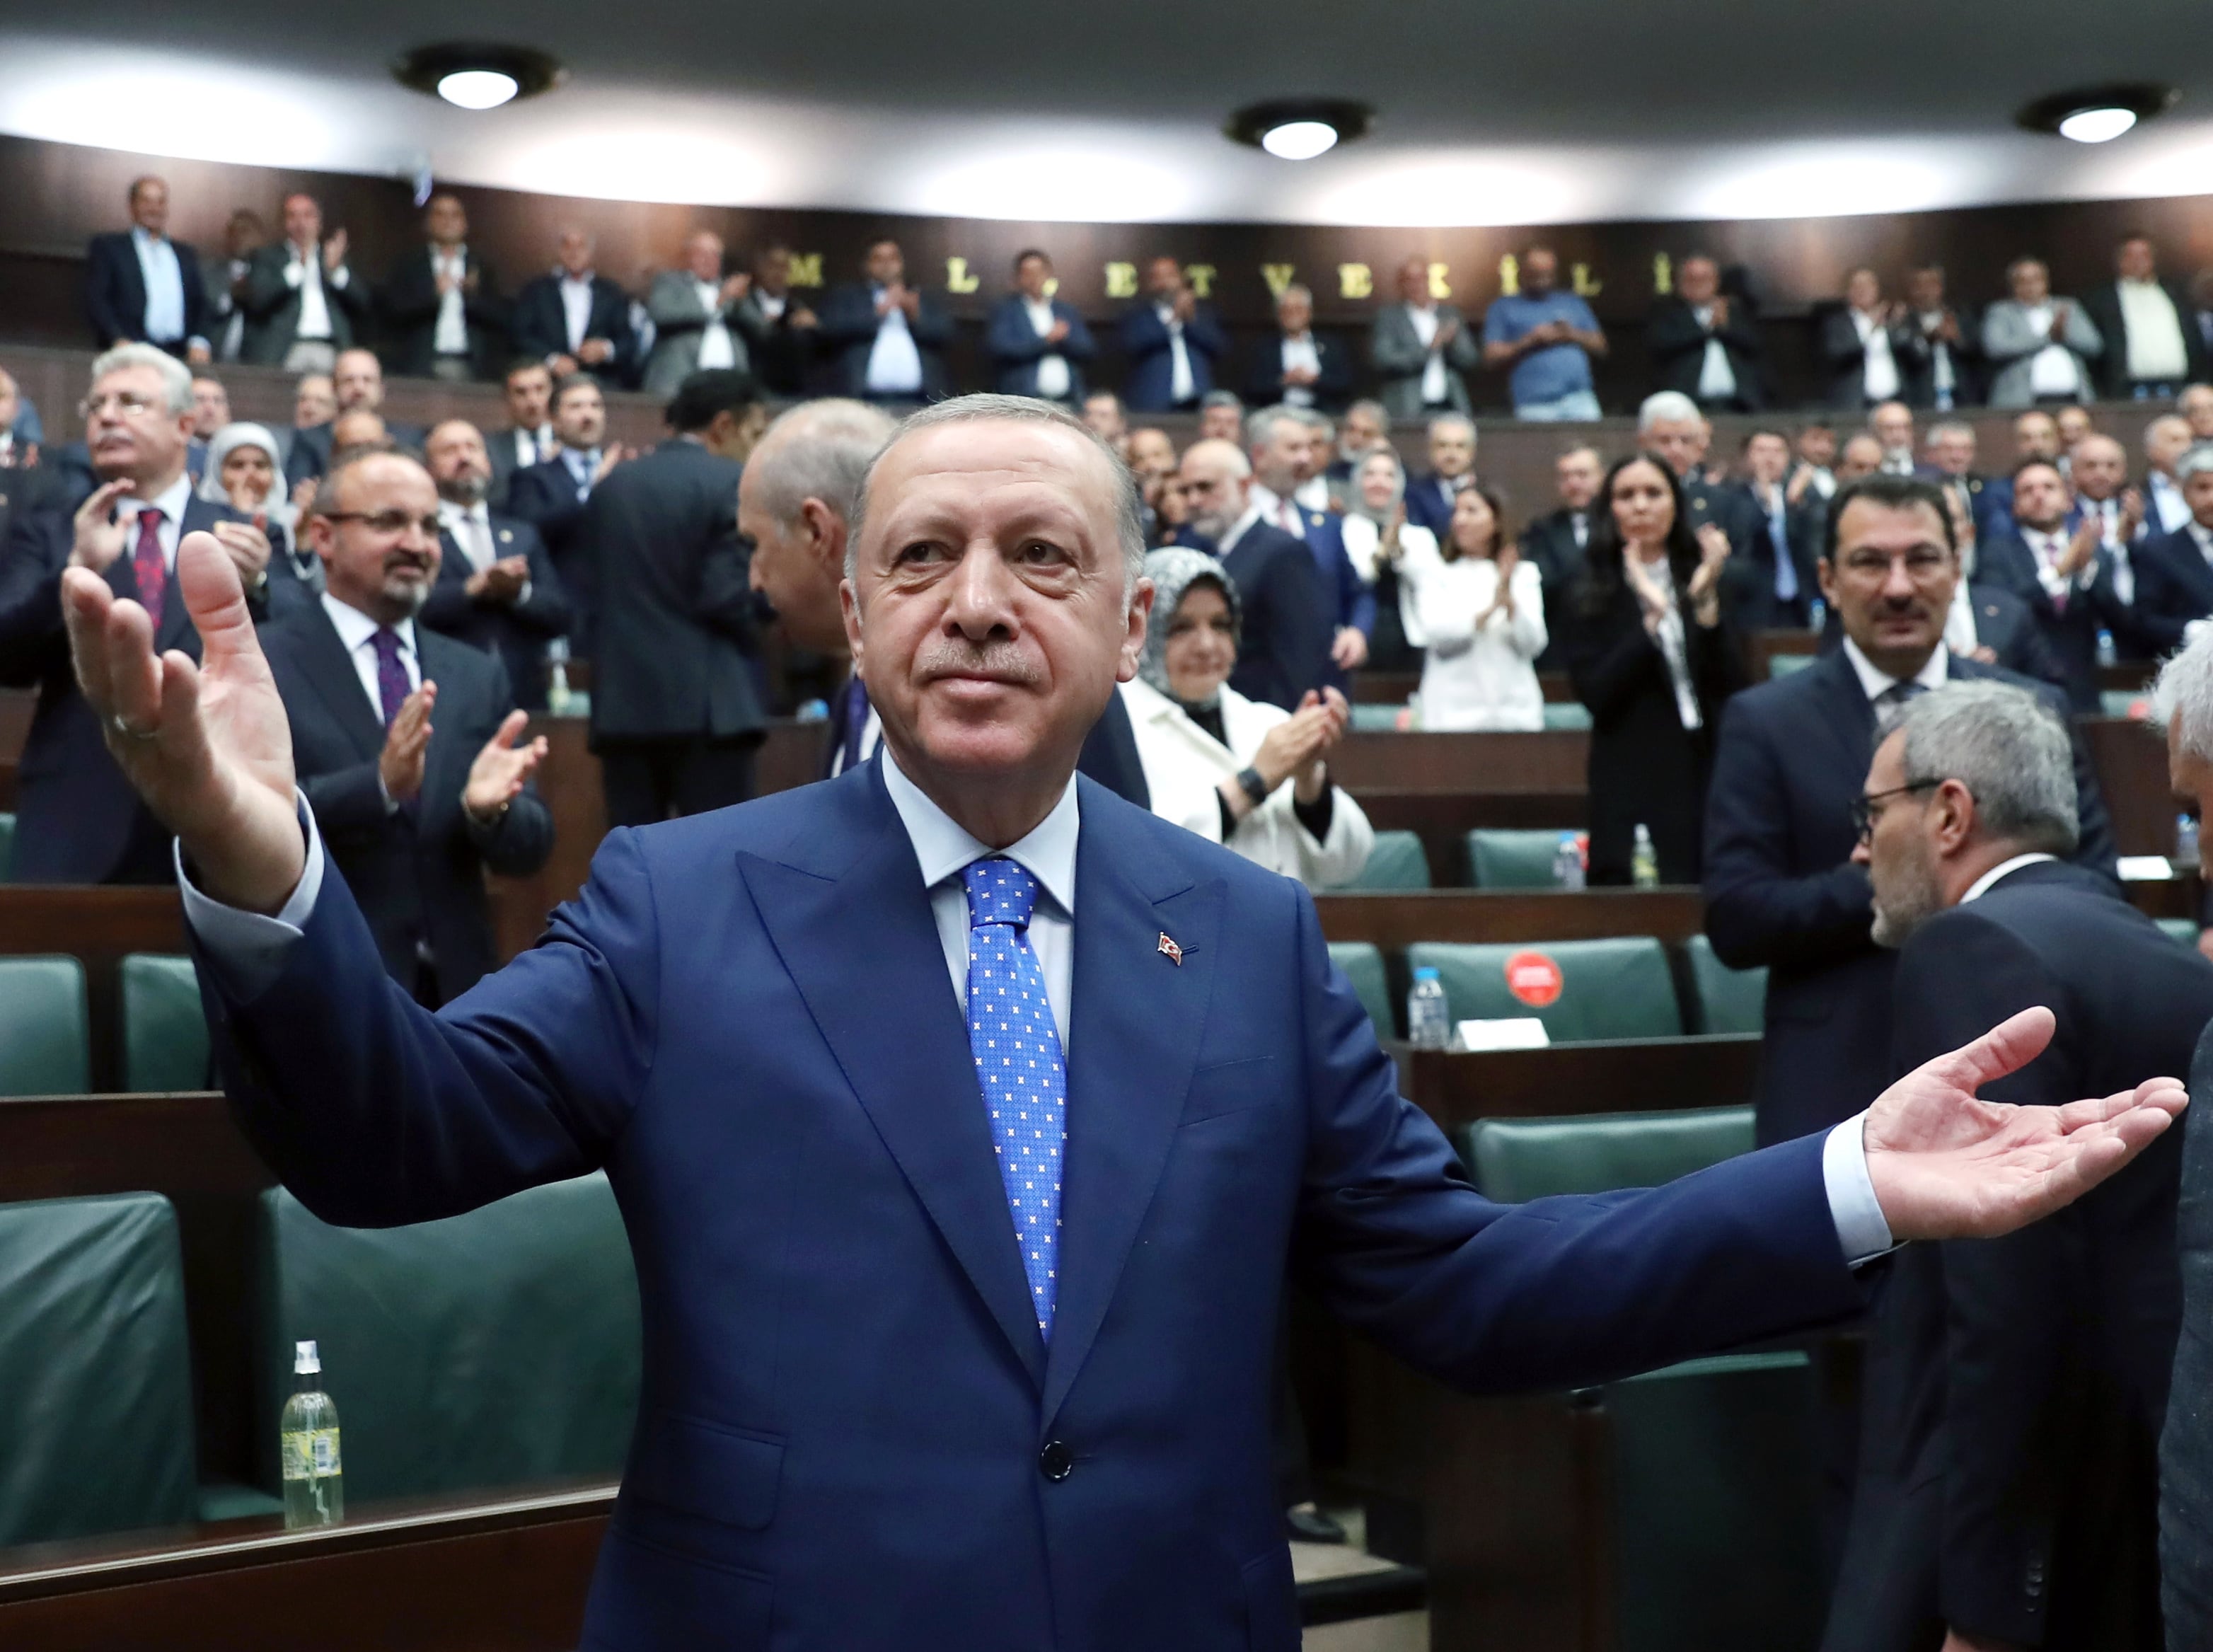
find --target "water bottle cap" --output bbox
[1414,966,1440,981]
[294,1339,320,1376]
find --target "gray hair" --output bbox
[1638,390,1701,431]
[1198,388,1244,415]
[751,399,897,528]
[2176,444,2213,484]
[1276,283,1312,307]
[846,393,1145,588]
[1926,420,1976,445]
[1425,411,1476,443]
[2156,629,2213,757]
[1345,397,1388,426]
[90,342,192,414]
[1245,404,1305,451]
[1878,680,2079,855]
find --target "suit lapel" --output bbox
[741,768,1047,1387]
[290,604,389,762]
[1042,795,1220,1423]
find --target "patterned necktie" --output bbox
[369,628,410,727]
[961,857,1067,1337]
[1877,679,1927,711]
[132,507,166,630]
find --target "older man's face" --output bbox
[2072,437,2127,502]
[334,351,383,412]
[1643,415,1704,478]
[843,420,1148,787]
[1198,403,1242,443]
[684,234,724,282]
[1871,404,1914,453]
[739,460,847,654]
[1857,729,1946,948]
[2168,717,2213,826]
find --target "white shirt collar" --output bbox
[879,745,1079,921]
[121,472,194,526]
[1841,635,1949,702]
[1962,853,2058,904]
[439,497,488,525]
[1218,502,1268,556]
[320,590,416,659]
[557,267,594,285]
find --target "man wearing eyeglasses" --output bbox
[253,446,553,1005]
[0,343,296,882]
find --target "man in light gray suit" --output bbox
[1370,254,1479,421]
[1982,257,2104,409]
[642,231,752,399]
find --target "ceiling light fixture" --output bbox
[393,43,565,111]
[2017,83,2177,144]
[1226,99,1373,161]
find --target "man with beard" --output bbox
[1978,458,2127,712]
[419,420,571,711]
[1172,437,1331,710]
[1828,679,2212,1652]
[258,448,552,1004]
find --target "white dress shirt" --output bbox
[2149,472,2192,534]
[1278,333,1321,407]
[1246,483,1308,541]
[557,272,596,354]
[2021,304,2081,398]
[865,293,925,396]
[1024,297,1070,400]
[1960,853,2059,905]
[130,226,190,346]
[432,247,470,357]
[1693,306,1738,400]
[1916,311,1958,401]
[2117,279,2190,382]
[1155,300,1196,406]
[439,499,497,575]
[117,473,195,572]
[694,279,738,371]
[284,242,345,340]
[508,426,553,471]
[320,591,420,720]
[1639,557,1703,731]
[1406,304,1448,405]
[1842,635,1950,703]
[1852,308,1901,402]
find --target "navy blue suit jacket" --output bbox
[196,761,1868,1648]
[983,296,1096,401]
[85,231,209,350]
[1976,530,2124,712]
[1703,645,2117,1145]
[419,514,572,710]
[1119,300,1227,411]
[2124,526,2213,657]
[509,275,639,385]
[816,284,954,402]
[1403,473,1462,538]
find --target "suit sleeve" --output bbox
[1058,306,1097,363]
[1369,311,1424,376]
[986,299,1047,366]
[1317,337,1354,405]
[908,294,953,349]
[1817,311,1864,375]
[1263,544,1332,704]
[645,273,706,333]
[816,286,878,348]
[512,534,572,640]
[1282,885,1868,1389]
[85,239,128,345]
[381,255,438,328]
[509,286,561,364]
[1643,301,1704,368]
[1564,599,1667,723]
[1890,913,2085,1647]
[0,509,71,686]
[1982,305,2038,366]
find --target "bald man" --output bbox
[645,231,753,397]
[1173,437,1333,710]
[510,230,637,383]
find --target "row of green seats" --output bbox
[0,954,212,1097]
[0,811,13,882]
[1347,703,1595,733]
[1323,826,1631,891]
[1329,935,1765,1044]
[0,1174,639,1547]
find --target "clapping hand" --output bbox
[323,229,348,273]
[69,480,134,572]
[1330,626,1370,670]
[379,682,435,805]
[594,444,630,485]
[2058,516,2101,578]
[2120,487,2146,542]
[209,519,272,589]
[466,556,531,604]
[1688,524,1731,624]
[719,272,752,308]
[1865,1007,2185,1243]
[462,710,548,824]
[1622,552,1672,632]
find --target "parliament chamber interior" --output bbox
[5,7,2213,1649]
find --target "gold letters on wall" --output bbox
[944,257,981,294]
[1104,261,1138,299]
[1261,263,1297,297]
[1338,263,1373,299]
[918,248,1662,307]
[787,253,824,289]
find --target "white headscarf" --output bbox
[197,422,296,534]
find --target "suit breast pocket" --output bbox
[1179,1056,1280,1126]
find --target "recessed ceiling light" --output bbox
[1226,99,1373,161]
[393,43,564,110]
[2018,83,2177,143]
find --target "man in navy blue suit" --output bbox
[1121,256,1227,412]
[1173,436,1333,710]
[62,394,2188,1651]
[504,374,630,633]
[418,420,570,711]
[817,238,954,404]
[985,250,1095,405]
[83,175,211,364]
[509,230,638,386]
[1978,458,2129,713]
[2124,444,2213,658]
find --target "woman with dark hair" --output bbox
[1563,451,1743,883]
[1392,481,1546,729]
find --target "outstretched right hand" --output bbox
[61,530,304,913]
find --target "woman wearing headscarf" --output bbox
[198,422,317,590]
[1310,445,1435,671]
[1121,547,1373,889]
[1392,480,1545,730]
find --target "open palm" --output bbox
[1864,1006,2186,1242]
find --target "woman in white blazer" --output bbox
[1392,482,1547,729]
[1330,446,1441,657]
[1121,547,1374,889]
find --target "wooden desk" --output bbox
[1331,729,1588,793]
[0,1479,611,1651]
[1319,889,1704,951]
[1392,1036,1761,1133]
[0,688,30,811]
[2083,714,2180,859]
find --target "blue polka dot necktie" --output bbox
[961,856,1067,1337]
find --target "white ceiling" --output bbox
[3,8,2212,224]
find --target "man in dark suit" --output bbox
[485,360,556,511]
[1815,269,1911,412]
[1978,458,2128,712]
[1520,443,1602,671]
[418,420,570,712]
[1705,473,2117,1150]
[580,369,769,826]
[279,372,337,490]
[265,448,552,1005]
[2130,446,2213,658]
[509,230,637,383]
[381,193,505,382]
[1245,284,1351,414]
[1735,427,1820,628]
[732,245,819,398]
[2081,233,2210,402]
[0,345,291,882]
[331,350,426,454]
[817,239,953,404]
[1121,256,1227,412]
[1831,680,2213,1652]
[1646,253,1764,411]
[1895,263,1982,410]
[504,374,629,633]
[1174,437,1331,710]
[1370,254,1479,420]
[642,231,755,399]
[239,194,366,372]
[65,394,2188,1651]
[985,250,1096,405]
[84,175,211,364]
[1402,413,1479,537]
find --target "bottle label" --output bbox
[282,1428,342,1480]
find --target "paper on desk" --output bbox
[1456,1018,1551,1051]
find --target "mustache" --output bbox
[914,640,1042,686]
[383,550,435,577]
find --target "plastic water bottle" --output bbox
[2098,628,2118,669]
[1808,597,1826,634]
[280,1340,344,1530]
[2178,813,2201,869]
[1553,831,1585,891]
[545,637,574,717]
[1631,824,1660,889]
[1406,966,1451,1051]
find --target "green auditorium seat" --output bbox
[1682,935,1768,1035]
[1540,700,1593,731]
[257,1173,642,1503]
[121,954,214,1093]
[1455,1105,1755,1201]
[1407,937,1682,1043]
[1327,828,1430,890]
[2159,918,2200,947]
[1767,652,1817,679]
[0,1194,199,1545]
[1328,942,1394,1041]
[1351,703,1410,732]
[1465,828,1576,889]
[0,955,90,1097]
[2101,689,2153,720]
[0,810,13,882]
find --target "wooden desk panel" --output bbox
[1319,889,1704,950]
[1331,730,1588,794]
[1354,791,1588,884]
[1392,1036,1762,1132]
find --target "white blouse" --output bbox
[1396,541,1547,731]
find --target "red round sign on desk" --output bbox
[1503,951,1564,1008]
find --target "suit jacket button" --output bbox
[1039,1440,1074,1481]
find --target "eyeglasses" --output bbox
[1849,778,1944,843]
[78,391,163,420]
[1834,548,1954,581]
[318,510,443,538]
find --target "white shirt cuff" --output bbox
[1822,1111,1895,1264]
[173,791,326,999]
[283,262,304,289]
[328,265,349,289]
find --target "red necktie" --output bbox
[132,507,166,630]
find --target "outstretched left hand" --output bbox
[1865,1006,2186,1242]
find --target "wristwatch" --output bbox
[1236,766,1271,807]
